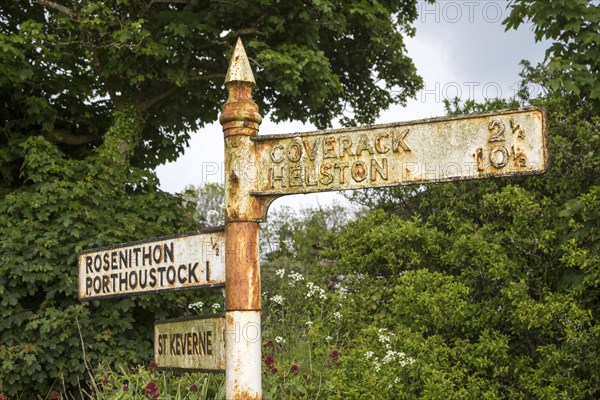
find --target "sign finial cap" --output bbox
[225,38,256,85]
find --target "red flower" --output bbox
[102,377,109,385]
[289,363,300,373]
[123,385,129,392]
[0,394,7,400]
[189,384,198,392]
[329,350,340,360]
[270,367,278,374]
[145,381,160,399]
[148,361,157,372]
[50,391,62,399]
[264,355,276,367]
[265,340,275,348]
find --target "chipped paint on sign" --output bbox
[249,108,547,196]
[77,229,225,300]
[154,315,226,372]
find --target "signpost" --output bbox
[154,315,226,372]
[219,39,548,400]
[76,38,548,399]
[78,229,224,300]
[251,108,547,196]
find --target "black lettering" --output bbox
[170,334,176,355]
[157,266,166,285]
[142,246,152,266]
[178,264,187,284]
[149,268,157,287]
[93,276,101,294]
[198,332,206,355]
[85,277,92,295]
[192,332,199,355]
[119,272,128,292]
[157,334,164,355]
[186,333,192,355]
[129,270,138,289]
[152,245,162,264]
[102,275,110,293]
[166,265,176,285]
[119,250,128,269]
[111,251,117,270]
[164,242,174,263]
[132,248,141,266]
[188,263,199,283]
[206,331,213,355]
[139,269,148,289]
[94,255,102,272]
[85,256,93,273]
[103,253,110,271]
[110,273,118,290]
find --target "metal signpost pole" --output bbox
[220,39,272,400]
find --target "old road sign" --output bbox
[78,229,225,300]
[249,107,547,196]
[154,315,226,372]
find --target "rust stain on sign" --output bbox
[154,315,226,372]
[78,229,225,300]
[249,107,547,196]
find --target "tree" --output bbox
[182,183,225,228]
[317,1,600,397]
[1,0,429,187]
[503,0,600,112]
[0,0,430,396]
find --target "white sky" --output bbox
[156,0,548,213]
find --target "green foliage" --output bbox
[0,1,429,396]
[0,0,428,183]
[504,0,600,111]
[0,134,199,397]
[91,363,225,400]
[181,183,225,229]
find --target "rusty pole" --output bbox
[220,38,264,400]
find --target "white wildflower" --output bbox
[270,295,284,305]
[364,351,374,359]
[188,301,204,310]
[325,336,333,341]
[275,269,285,278]
[306,282,327,300]
[333,311,342,320]
[274,336,286,344]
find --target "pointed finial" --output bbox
[225,38,256,86]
